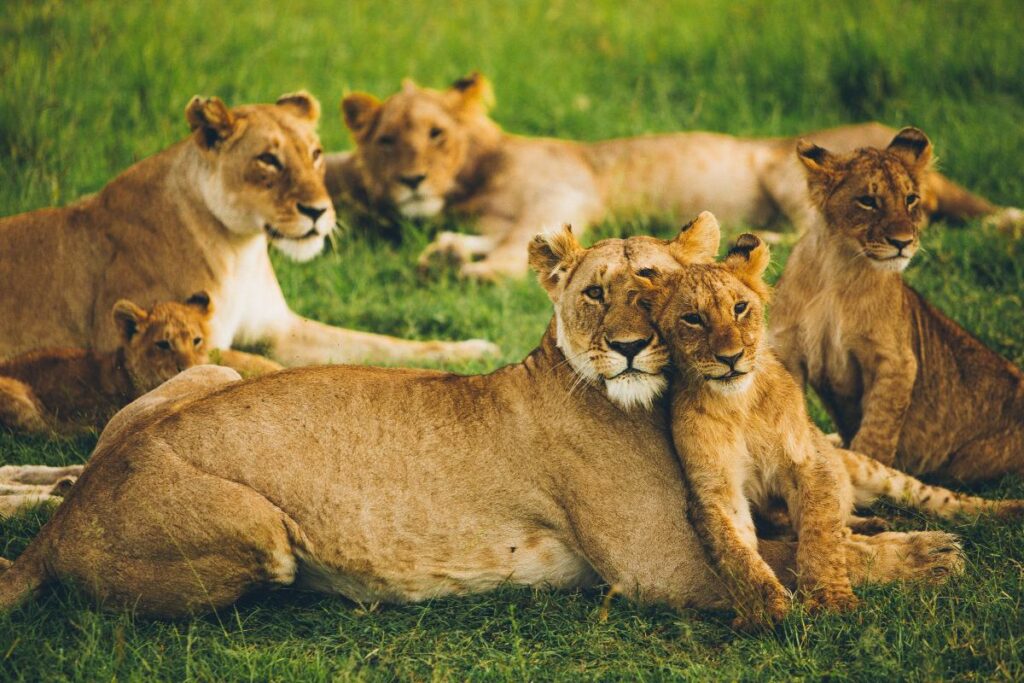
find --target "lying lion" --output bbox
[326,72,1022,280]
[0,92,497,367]
[772,127,1024,483]
[0,223,961,618]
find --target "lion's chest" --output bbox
[800,295,863,403]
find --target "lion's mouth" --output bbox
[264,224,320,241]
[708,369,748,382]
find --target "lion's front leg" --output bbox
[417,232,497,275]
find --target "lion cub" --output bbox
[771,127,1024,483]
[0,293,214,435]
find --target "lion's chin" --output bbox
[867,254,912,273]
[604,372,667,411]
[706,372,754,396]
[396,196,445,218]
[269,233,327,263]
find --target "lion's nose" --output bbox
[398,174,427,190]
[886,236,913,251]
[297,203,328,222]
[715,350,744,368]
[607,337,651,362]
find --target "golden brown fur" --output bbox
[327,72,1022,280]
[771,128,1024,483]
[0,93,496,367]
[651,222,1022,628]
[0,229,963,619]
[0,294,213,435]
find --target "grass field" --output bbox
[2,0,1024,679]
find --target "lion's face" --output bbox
[186,93,336,262]
[798,127,932,273]
[113,293,213,393]
[528,212,722,410]
[650,235,771,397]
[342,73,497,218]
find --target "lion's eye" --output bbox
[734,301,748,316]
[681,312,704,327]
[583,285,604,301]
[429,126,445,140]
[855,195,877,209]
[377,135,395,146]
[193,337,203,347]
[256,152,283,170]
[637,267,657,279]
[156,340,172,350]
[906,193,919,207]
[312,148,323,162]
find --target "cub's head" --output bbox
[186,92,336,262]
[113,292,213,393]
[341,72,499,218]
[528,211,722,410]
[647,232,771,397]
[797,127,932,273]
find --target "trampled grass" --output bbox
[2,0,1023,679]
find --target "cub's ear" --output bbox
[112,300,148,342]
[633,275,675,322]
[796,139,836,177]
[277,91,321,122]
[887,127,932,173]
[724,234,771,301]
[185,96,237,150]
[667,211,721,265]
[528,224,583,299]
[447,71,495,114]
[341,93,382,139]
[185,290,213,316]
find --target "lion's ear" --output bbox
[633,275,674,322]
[185,291,213,316]
[528,224,583,299]
[341,93,382,139]
[724,234,771,301]
[277,91,321,123]
[668,211,720,265]
[112,300,148,343]
[185,96,237,150]
[887,127,932,174]
[796,139,837,177]
[447,71,495,114]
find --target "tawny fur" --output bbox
[0,294,213,435]
[771,128,1024,483]
[0,230,963,618]
[326,72,1022,280]
[0,93,496,367]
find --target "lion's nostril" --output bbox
[886,236,913,250]
[297,203,327,222]
[398,174,427,190]
[607,337,652,362]
[715,351,744,368]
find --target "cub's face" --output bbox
[186,93,336,262]
[650,234,771,397]
[342,73,495,218]
[113,293,213,393]
[798,127,932,273]
[527,212,723,410]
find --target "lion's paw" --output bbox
[983,207,1024,237]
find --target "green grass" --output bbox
[2,0,1024,679]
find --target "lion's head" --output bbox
[112,292,213,393]
[341,72,500,218]
[797,127,932,273]
[185,92,336,262]
[527,212,722,410]
[647,230,771,397]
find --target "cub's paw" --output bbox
[417,238,469,276]
[983,207,1024,237]
[848,515,890,535]
[824,432,845,448]
[732,585,792,631]
[803,585,859,613]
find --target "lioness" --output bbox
[326,72,1022,280]
[771,127,1024,483]
[0,92,497,366]
[0,222,962,619]
[0,293,213,435]
[648,225,1022,629]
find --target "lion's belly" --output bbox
[292,532,598,603]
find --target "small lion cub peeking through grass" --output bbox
[644,214,1023,630]
[0,293,214,435]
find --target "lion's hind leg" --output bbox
[0,376,50,435]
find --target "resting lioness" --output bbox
[648,225,1022,628]
[0,222,962,618]
[771,127,1024,483]
[326,72,1022,280]
[0,92,497,366]
[0,293,213,435]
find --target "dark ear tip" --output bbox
[452,72,482,90]
[186,291,211,307]
[678,216,697,232]
[797,140,827,160]
[728,233,761,258]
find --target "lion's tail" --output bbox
[837,448,1024,520]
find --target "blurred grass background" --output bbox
[2,0,1023,679]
